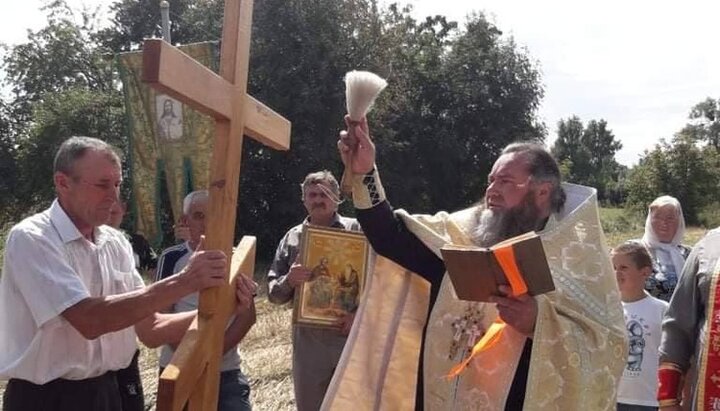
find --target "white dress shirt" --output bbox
[0,199,144,384]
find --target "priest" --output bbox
[322,117,627,410]
[658,228,720,410]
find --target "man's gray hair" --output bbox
[183,190,209,215]
[502,142,566,212]
[53,136,121,176]
[301,170,340,197]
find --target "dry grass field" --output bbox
[232,298,295,411]
[0,208,712,410]
[136,297,298,411]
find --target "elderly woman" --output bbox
[637,195,691,301]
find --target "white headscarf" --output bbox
[641,195,687,276]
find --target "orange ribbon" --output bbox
[447,319,506,378]
[493,245,528,297]
[446,245,529,378]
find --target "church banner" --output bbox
[117,42,218,245]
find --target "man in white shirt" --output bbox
[0,136,254,411]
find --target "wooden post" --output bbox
[141,0,291,409]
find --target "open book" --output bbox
[440,231,555,302]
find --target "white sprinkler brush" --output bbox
[345,70,388,122]
[341,70,388,195]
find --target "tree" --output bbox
[1,1,121,220]
[681,97,720,151]
[552,116,623,203]
[14,89,124,209]
[551,116,585,182]
[2,0,546,261]
[625,135,718,224]
[627,98,720,226]
[2,2,115,125]
[370,10,545,212]
[625,97,720,225]
[0,102,18,219]
[95,0,225,52]
[582,119,623,196]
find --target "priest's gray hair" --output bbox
[502,142,566,213]
[301,170,340,198]
[54,136,122,176]
[183,190,209,215]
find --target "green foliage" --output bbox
[15,88,125,208]
[0,102,18,219]
[0,225,6,274]
[598,207,643,235]
[681,97,720,151]
[625,135,720,224]
[2,2,115,124]
[552,116,584,182]
[96,0,227,53]
[1,0,545,261]
[698,202,720,229]
[626,97,720,226]
[551,116,625,204]
[603,167,629,206]
[1,1,123,220]
[353,7,545,213]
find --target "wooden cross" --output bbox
[141,0,291,409]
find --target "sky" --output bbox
[2,0,719,166]
[407,0,720,165]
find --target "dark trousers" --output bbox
[3,372,122,411]
[504,340,532,411]
[217,369,252,411]
[158,367,252,411]
[116,350,144,411]
[617,404,658,411]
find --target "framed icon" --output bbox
[293,224,370,328]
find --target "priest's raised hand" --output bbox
[338,115,375,175]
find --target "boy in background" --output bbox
[613,241,668,411]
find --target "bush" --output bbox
[599,207,644,234]
[599,207,645,247]
[698,202,720,229]
[0,221,12,277]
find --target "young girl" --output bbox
[613,241,669,411]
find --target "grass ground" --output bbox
[139,297,297,411]
[0,208,711,410]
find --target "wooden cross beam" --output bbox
[141,0,291,409]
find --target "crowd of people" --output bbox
[0,131,713,411]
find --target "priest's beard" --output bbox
[472,191,546,248]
